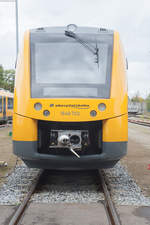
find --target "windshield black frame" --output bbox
[30,31,113,99]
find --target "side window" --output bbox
[0,96,2,113]
[8,97,13,109]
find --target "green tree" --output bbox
[0,65,15,92]
[3,69,15,92]
[0,65,4,87]
[146,94,150,112]
[131,91,144,103]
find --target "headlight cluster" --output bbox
[43,110,50,116]
[90,110,97,117]
[34,103,42,111]
[98,103,106,111]
[34,102,106,118]
[90,103,106,117]
[34,102,50,117]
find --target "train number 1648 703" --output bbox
[60,111,80,116]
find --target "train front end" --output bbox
[13,26,128,169]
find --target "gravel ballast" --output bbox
[31,170,104,203]
[0,164,39,205]
[105,162,150,206]
[0,162,150,206]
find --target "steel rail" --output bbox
[128,115,150,120]
[128,119,150,127]
[9,169,43,225]
[0,123,12,129]
[98,170,122,225]
[0,125,6,129]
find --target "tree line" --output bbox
[0,65,15,92]
[130,91,150,112]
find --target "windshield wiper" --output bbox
[65,30,99,66]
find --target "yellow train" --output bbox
[0,89,13,123]
[13,25,128,169]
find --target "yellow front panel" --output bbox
[13,113,37,141]
[103,114,128,142]
[14,31,31,116]
[110,32,128,114]
[14,30,128,122]
[22,98,115,122]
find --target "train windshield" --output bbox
[31,33,113,98]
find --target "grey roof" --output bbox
[30,25,114,34]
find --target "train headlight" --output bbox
[98,103,106,111]
[90,110,97,117]
[43,110,50,116]
[34,103,42,111]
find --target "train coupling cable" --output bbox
[69,146,80,158]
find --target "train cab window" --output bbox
[0,96,2,113]
[8,97,13,109]
[31,32,113,98]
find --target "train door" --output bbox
[3,96,6,120]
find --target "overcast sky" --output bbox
[0,0,150,98]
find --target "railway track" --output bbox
[9,170,44,225]
[99,170,121,225]
[8,169,121,225]
[0,124,7,129]
[0,122,12,129]
[128,119,150,127]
